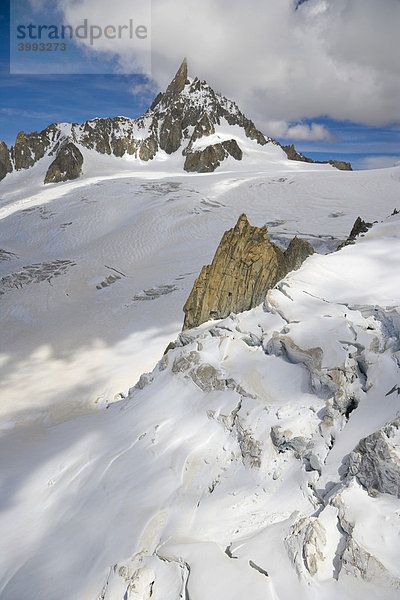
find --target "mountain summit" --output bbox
[0,60,351,184]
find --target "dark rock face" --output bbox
[88,116,150,158]
[0,141,12,181]
[12,131,48,170]
[149,60,267,171]
[349,419,400,498]
[79,118,112,154]
[0,123,66,181]
[44,142,83,184]
[190,114,215,144]
[348,216,373,239]
[159,113,183,154]
[138,136,158,161]
[182,214,313,330]
[150,92,163,110]
[328,160,352,171]
[222,139,243,161]
[337,216,373,250]
[184,139,243,173]
[282,144,303,161]
[284,236,314,271]
[282,144,352,171]
[164,57,188,99]
[11,123,63,170]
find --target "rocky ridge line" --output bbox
[0,59,352,183]
[282,144,352,171]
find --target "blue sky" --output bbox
[1,0,399,170]
[0,2,152,145]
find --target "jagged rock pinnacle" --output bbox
[165,58,188,99]
[182,214,314,330]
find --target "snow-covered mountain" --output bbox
[0,60,400,600]
[0,59,351,184]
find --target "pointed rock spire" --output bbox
[165,58,188,99]
[182,214,314,330]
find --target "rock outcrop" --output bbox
[348,418,400,497]
[184,139,242,172]
[164,56,188,99]
[0,141,12,181]
[329,159,353,171]
[347,216,373,240]
[284,236,315,271]
[282,144,352,171]
[182,214,314,330]
[0,123,67,181]
[44,142,83,184]
[337,216,374,250]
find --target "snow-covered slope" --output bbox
[0,58,399,598]
[1,209,400,600]
[1,163,399,427]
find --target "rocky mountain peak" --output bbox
[236,213,252,234]
[165,57,188,98]
[0,59,351,184]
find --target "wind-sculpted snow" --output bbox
[0,164,399,425]
[1,213,400,599]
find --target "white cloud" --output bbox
[263,120,335,141]
[34,0,400,129]
[1,107,60,120]
[358,155,400,170]
[129,80,159,102]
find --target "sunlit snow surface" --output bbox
[0,152,400,599]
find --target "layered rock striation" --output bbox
[182,214,314,329]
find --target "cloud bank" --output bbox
[28,0,400,135]
[358,155,400,170]
[262,120,335,142]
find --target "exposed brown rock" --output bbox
[328,159,352,171]
[190,114,215,143]
[0,141,13,181]
[150,92,163,110]
[165,58,188,99]
[138,136,159,161]
[44,142,83,184]
[222,139,243,161]
[282,144,352,171]
[184,144,224,173]
[284,236,314,271]
[159,113,182,154]
[79,118,112,154]
[184,139,242,173]
[183,214,313,330]
[282,144,310,163]
[12,130,50,170]
[243,119,268,146]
